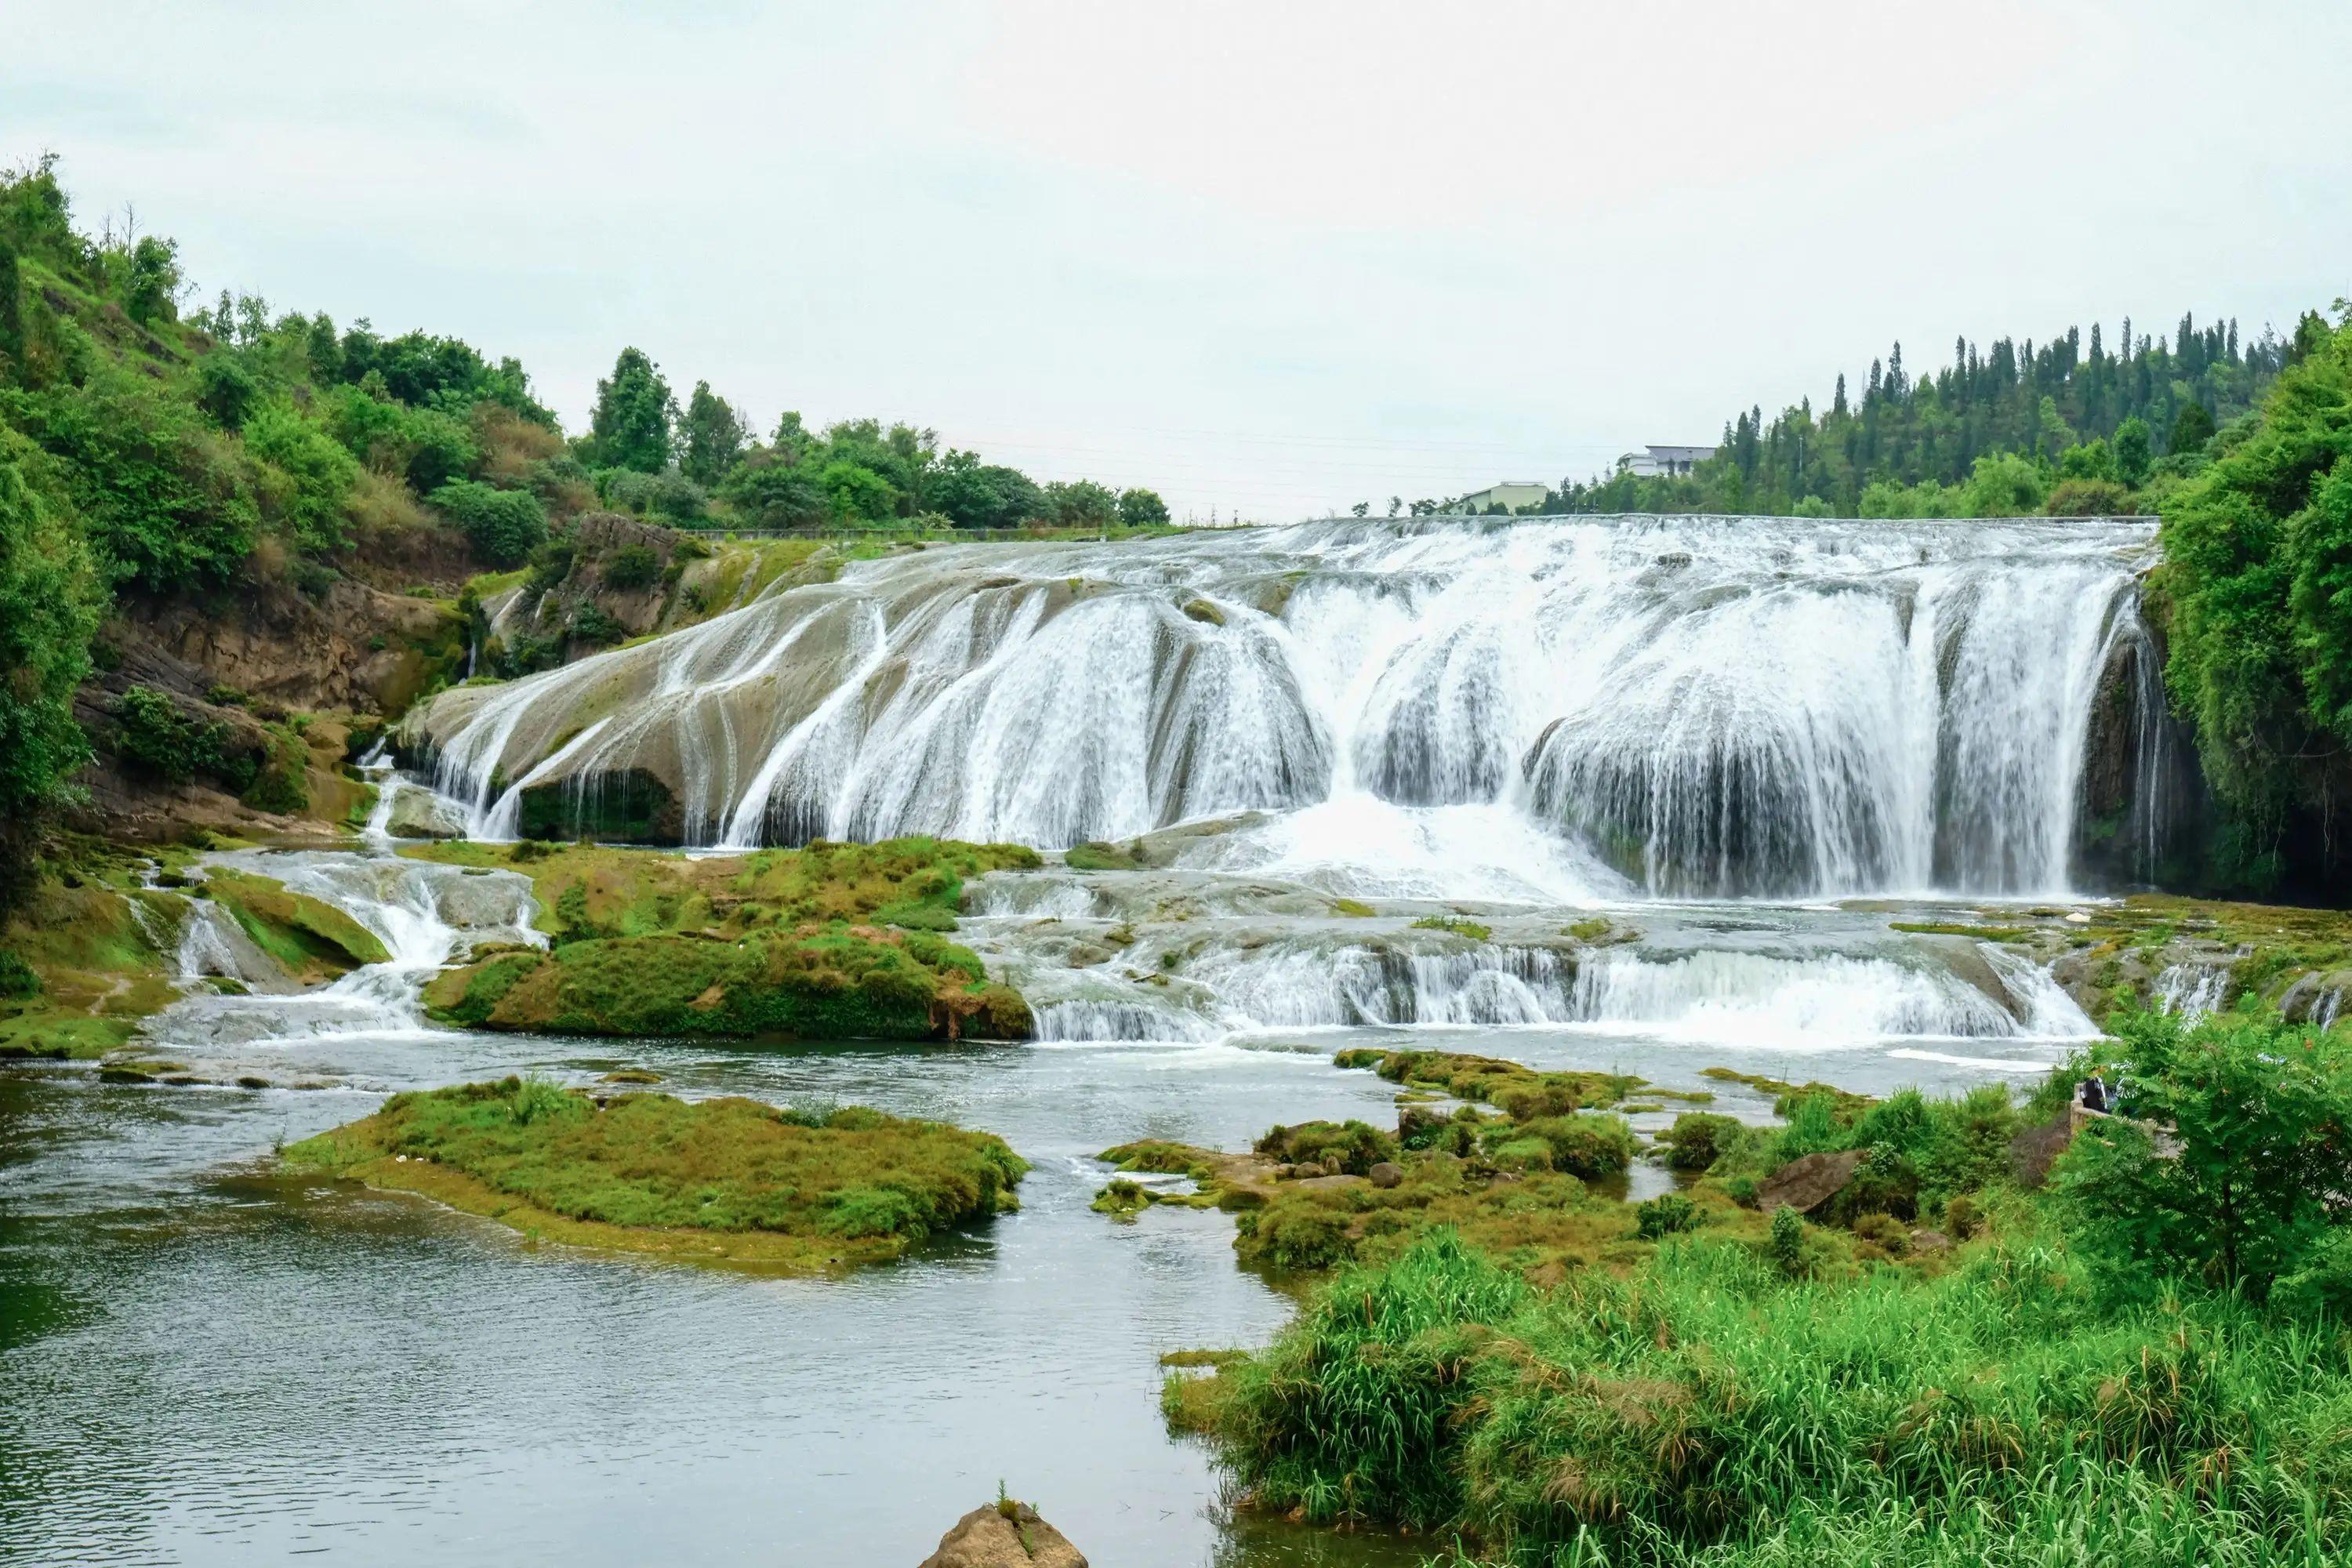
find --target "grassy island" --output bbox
[285,1076,1028,1269]
[1159,1015,2352,1564]
[410,836,1035,1040]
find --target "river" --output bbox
[2,514,2161,1563]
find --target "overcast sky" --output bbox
[9,2,2348,521]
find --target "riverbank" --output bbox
[283,1076,1029,1270]
[1159,1011,2352,1563]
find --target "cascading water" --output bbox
[405,514,2170,899]
[386,514,2164,1057]
[158,848,542,1054]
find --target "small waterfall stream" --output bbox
[156,848,541,1054]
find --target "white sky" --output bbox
[9,1,2348,522]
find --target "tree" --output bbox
[1116,487,1170,528]
[586,347,673,474]
[718,456,826,528]
[0,441,101,913]
[678,380,747,486]
[2057,1009,2352,1301]
[194,353,259,430]
[1044,479,1116,527]
[817,459,897,524]
[122,234,180,325]
[2169,399,2216,455]
[2113,416,2153,487]
[1350,501,1370,517]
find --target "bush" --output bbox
[245,398,360,554]
[1635,1192,1700,1240]
[111,685,234,786]
[1662,1111,1744,1173]
[0,949,39,999]
[568,603,623,646]
[430,478,546,567]
[601,542,660,591]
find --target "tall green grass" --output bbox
[1178,1229,2352,1565]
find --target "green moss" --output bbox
[1889,920,2034,941]
[1329,898,1376,917]
[1410,913,1490,942]
[205,869,390,976]
[1065,840,1140,872]
[285,1077,1025,1269]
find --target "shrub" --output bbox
[1635,1192,1699,1240]
[1769,1205,1806,1274]
[0,949,40,999]
[568,603,623,646]
[112,685,229,785]
[1661,1111,1743,1173]
[430,479,546,567]
[601,542,660,591]
[245,398,360,554]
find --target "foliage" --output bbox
[1178,1228,2352,1562]
[1544,310,2288,518]
[677,379,746,485]
[585,346,672,473]
[430,478,546,567]
[108,685,245,789]
[0,441,101,911]
[599,542,661,591]
[2154,308,2352,892]
[242,397,358,552]
[2056,1007,2352,1300]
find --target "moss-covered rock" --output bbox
[203,868,390,978]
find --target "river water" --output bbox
[3,515,2152,1564]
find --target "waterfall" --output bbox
[155,849,542,1051]
[405,514,2167,900]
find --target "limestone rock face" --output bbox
[918,1504,1086,1568]
[1755,1149,1864,1215]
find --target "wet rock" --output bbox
[2008,1119,2074,1188]
[1368,1161,1404,1189]
[919,1502,1086,1568]
[384,784,469,840]
[1755,1149,1864,1215]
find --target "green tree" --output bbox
[1116,487,1170,528]
[2057,1009,2352,1300]
[122,234,180,325]
[1045,478,1116,527]
[718,454,827,528]
[194,352,259,430]
[2169,399,2216,455]
[2113,415,2154,486]
[586,347,673,474]
[0,441,101,911]
[817,459,897,524]
[677,380,746,486]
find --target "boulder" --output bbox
[384,784,470,840]
[2007,1119,2074,1189]
[919,1503,1086,1568]
[1755,1149,1864,1216]
[1368,1161,1404,1189]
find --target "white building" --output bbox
[1621,444,1717,477]
[1453,481,1550,514]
